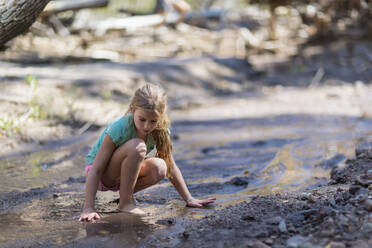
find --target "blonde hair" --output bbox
[128,83,173,178]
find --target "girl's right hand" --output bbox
[79,209,100,222]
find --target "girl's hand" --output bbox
[79,209,100,222]
[186,197,216,208]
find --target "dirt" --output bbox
[0,4,372,248]
[135,146,372,248]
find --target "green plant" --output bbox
[25,75,46,119]
[0,116,20,135]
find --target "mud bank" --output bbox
[137,145,372,248]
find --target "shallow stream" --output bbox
[1,111,372,247]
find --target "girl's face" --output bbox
[132,109,159,138]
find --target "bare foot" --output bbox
[118,204,147,216]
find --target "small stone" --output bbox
[361,222,372,232]
[229,176,249,186]
[327,241,345,248]
[349,240,369,248]
[264,238,273,245]
[271,216,283,225]
[53,193,59,198]
[328,197,336,207]
[182,231,190,239]
[251,241,270,248]
[307,195,316,204]
[300,193,310,200]
[286,235,310,248]
[319,228,335,237]
[355,174,372,187]
[201,147,215,154]
[242,213,256,221]
[364,199,372,211]
[279,219,288,233]
[349,185,362,195]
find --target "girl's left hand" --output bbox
[186,197,216,208]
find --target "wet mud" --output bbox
[0,111,372,247]
[138,145,372,248]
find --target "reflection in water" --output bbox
[81,213,155,247]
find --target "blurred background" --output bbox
[0,1,372,246]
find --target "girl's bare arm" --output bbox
[81,135,115,217]
[168,154,216,207]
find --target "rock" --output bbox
[182,231,190,239]
[300,192,310,200]
[307,195,316,204]
[268,216,283,225]
[228,176,249,186]
[355,174,372,187]
[355,142,372,159]
[286,235,310,248]
[319,227,335,237]
[328,196,336,207]
[327,241,345,248]
[201,147,215,154]
[279,219,288,233]
[263,238,273,245]
[242,213,256,221]
[349,240,370,248]
[361,222,372,232]
[350,192,368,203]
[317,153,346,169]
[249,241,271,248]
[364,199,372,211]
[349,185,362,195]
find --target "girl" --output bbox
[79,83,216,222]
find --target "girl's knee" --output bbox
[127,138,147,158]
[151,159,167,182]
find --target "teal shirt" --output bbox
[85,113,156,165]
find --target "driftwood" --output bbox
[41,0,108,17]
[86,9,226,35]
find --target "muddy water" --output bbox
[0,113,372,247]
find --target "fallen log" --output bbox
[41,0,108,17]
[79,9,226,35]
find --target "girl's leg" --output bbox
[134,157,167,193]
[101,138,147,214]
[101,139,167,214]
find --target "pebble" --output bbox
[327,241,345,248]
[300,192,310,200]
[349,185,362,195]
[364,199,372,211]
[271,216,282,225]
[229,177,249,186]
[279,219,288,233]
[264,238,273,245]
[319,227,335,237]
[286,235,310,248]
[250,241,271,248]
[328,196,336,206]
[307,195,316,203]
[350,240,370,248]
[182,231,190,239]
